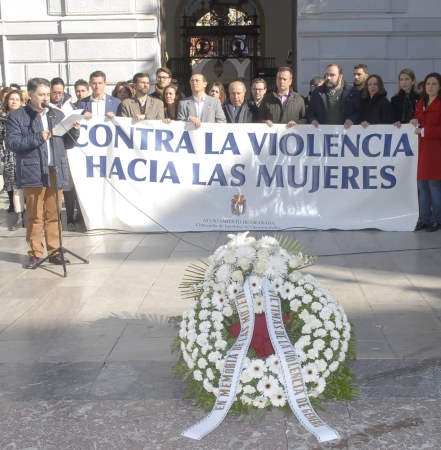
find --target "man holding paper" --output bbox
[6,77,81,269]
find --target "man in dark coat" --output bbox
[307,63,360,129]
[6,77,81,269]
[222,81,258,123]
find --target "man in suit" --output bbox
[121,73,164,121]
[223,81,258,123]
[177,73,226,128]
[78,71,121,119]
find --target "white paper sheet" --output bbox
[53,110,84,136]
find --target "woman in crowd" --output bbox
[360,74,393,128]
[392,69,420,127]
[111,81,133,101]
[162,84,180,122]
[208,82,226,105]
[0,90,26,230]
[0,87,12,198]
[412,72,441,232]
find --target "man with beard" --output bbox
[121,72,164,120]
[353,64,369,92]
[307,63,360,128]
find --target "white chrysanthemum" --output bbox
[235,245,256,260]
[265,255,287,278]
[187,310,195,319]
[196,333,208,346]
[289,271,302,283]
[341,341,348,352]
[212,292,227,310]
[179,329,186,339]
[254,294,264,314]
[324,320,335,331]
[193,369,203,381]
[181,342,186,352]
[330,330,340,340]
[290,299,301,312]
[187,359,195,369]
[314,328,327,338]
[232,270,244,282]
[329,361,339,372]
[203,379,213,392]
[186,341,193,351]
[257,248,270,261]
[271,389,287,407]
[343,330,351,340]
[223,252,237,264]
[259,236,278,246]
[296,349,307,362]
[316,359,327,372]
[324,348,333,361]
[288,256,303,269]
[198,358,208,369]
[222,305,233,317]
[201,297,210,308]
[338,352,346,362]
[216,264,230,282]
[187,318,196,329]
[211,311,223,322]
[208,351,221,362]
[313,339,325,351]
[249,359,267,379]
[238,258,251,271]
[311,302,323,312]
[241,395,253,405]
[206,368,215,380]
[293,286,306,296]
[215,340,227,350]
[216,359,225,371]
[307,348,319,360]
[227,282,241,299]
[212,282,225,292]
[302,363,318,382]
[253,396,269,408]
[308,389,319,398]
[304,283,313,291]
[191,348,199,360]
[298,310,310,321]
[266,355,280,373]
[280,281,295,300]
[254,260,266,275]
[249,276,261,293]
[201,344,211,355]
[213,321,224,331]
[243,385,256,394]
[323,369,330,378]
[320,307,332,320]
[198,310,210,320]
[310,318,322,330]
[236,384,243,395]
[330,340,339,350]
[198,321,211,333]
[241,371,252,383]
[302,324,312,334]
[213,330,223,341]
[302,294,313,304]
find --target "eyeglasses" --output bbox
[157,76,170,80]
[51,91,63,96]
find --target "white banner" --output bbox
[68,118,418,232]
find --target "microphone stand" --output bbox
[36,105,89,277]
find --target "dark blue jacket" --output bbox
[307,81,360,125]
[6,105,80,188]
[78,94,121,116]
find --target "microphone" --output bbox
[41,102,52,109]
[41,102,57,117]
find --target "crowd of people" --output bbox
[0,62,440,269]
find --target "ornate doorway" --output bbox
[168,0,275,96]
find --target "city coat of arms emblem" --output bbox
[231,194,246,216]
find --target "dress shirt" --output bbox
[91,96,106,116]
[193,94,206,120]
[41,109,53,166]
[277,92,289,109]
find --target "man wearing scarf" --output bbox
[222,81,258,123]
[49,78,72,111]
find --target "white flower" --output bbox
[338,352,346,362]
[201,344,210,355]
[223,252,237,264]
[265,255,287,278]
[181,342,186,352]
[324,320,335,331]
[307,348,319,360]
[314,377,326,394]
[254,294,264,314]
[212,292,228,310]
[313,339,325,351]
[304,283,313,291]
[203,379,213,392]
[227,282,241,299]
[213,321,224,331]
[215,340,227,350]
[314,328,327,338]
[316,359,327,372]
[308,390,319,398]
[208,351,221,362]
[259,236,278,246]
[320,307,332,320]
[302,324,312,334]
[266,355,280,373]
[232,270,244,282]
[257,248,270,260]
[235,246,257,260]
[302,294,313,304]
[222,305,233,317]
[343,330,351,340]
[329,361,339,372]
[302,363,318,382]
[186,341,193,352]
[289,271,302,283]
[193,370,203,381]
[211,311,223,322]
[271,278,284,291]
[323,369,330,378]
[227,231,250,245]
[191,348,199,360]
[216,264,230,282]
[324,348,333,361]
[253,396,268,408]
[249,359,267,379]
[241,371,252,383]
[293,286,306,296]
[280,281,295,300]
[216,359,225,371]
[241,395,253,405]
[236,384,243,394]
[198,358,208,369]
[201,297,210,308]
[341,341,348,352]
[249,276,261,293]
[238,258,251,271]
[198,310,210,320]
[290,299,301,312]
[296,349,307,362]
[271,388,287,407]
[212,387,219,397]
[254,260,266,274]
[288,256,303,269]
[179,329,187,339]
[330,330,340,340]
[196,333,208,346]
[311,302,323,312]
[213,331,223,341]
[187,359,195,369]
[243,385,256,394]
[213,282,225,292]
[330,340,339,351]
[205,368,214,381]
[187,310,195,319]
[199,321,211,333]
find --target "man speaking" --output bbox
[6,78,81,269]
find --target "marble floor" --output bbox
[1,193,441,449]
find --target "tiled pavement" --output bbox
[1,193,441,449]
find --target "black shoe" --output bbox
[49,253,70,265]
[9,212,24,231]
[415,221,430,231]
[67,222,76,232]
[426,223,441,232]
[26,255,40,269]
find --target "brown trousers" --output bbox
[23,172,63,258]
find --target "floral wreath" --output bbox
[172,232,357,413]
